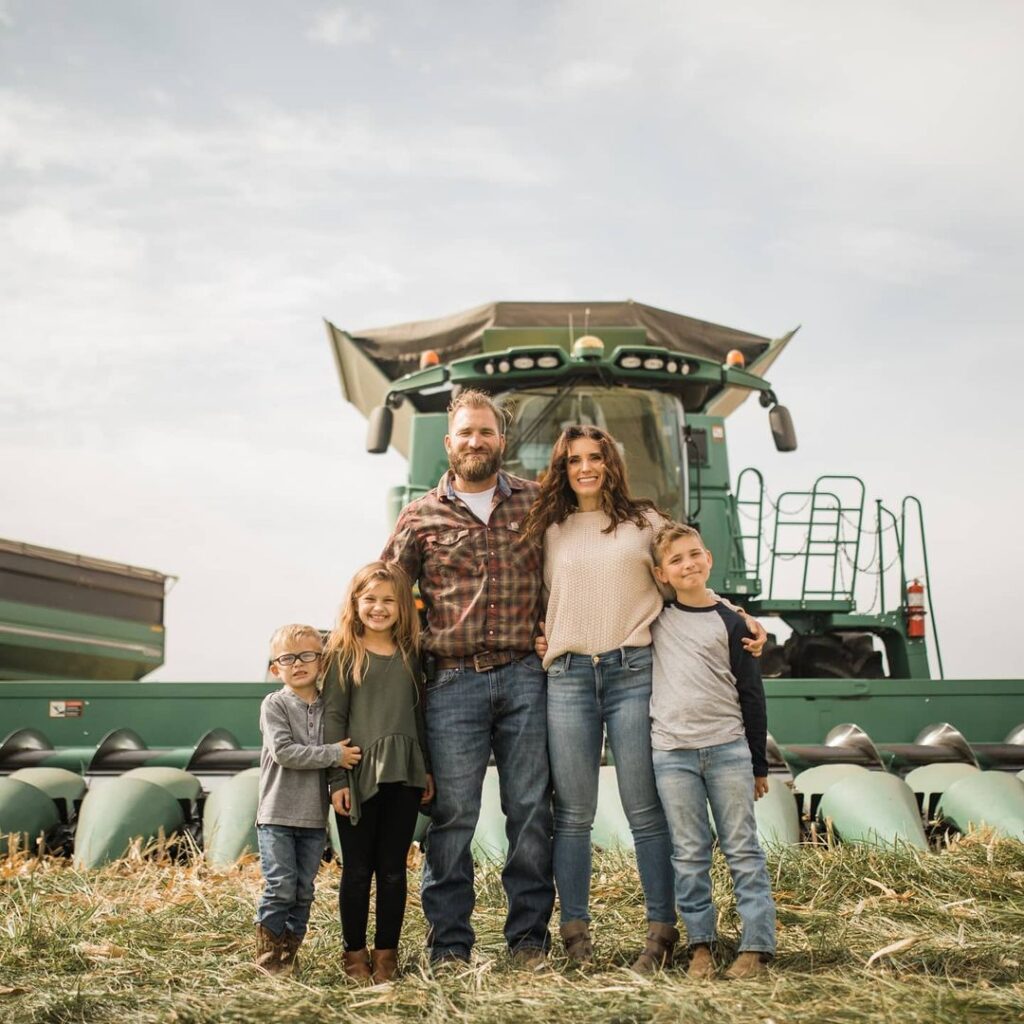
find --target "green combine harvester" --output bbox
[3,300,1024,866]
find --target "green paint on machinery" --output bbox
[3,299,1024,866]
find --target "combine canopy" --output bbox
[326,300,797,445]
[335,299,775,381]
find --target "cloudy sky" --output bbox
[2,1,1021,682]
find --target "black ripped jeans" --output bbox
[336,782,423,951]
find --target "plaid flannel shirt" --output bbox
[381,470,542,658]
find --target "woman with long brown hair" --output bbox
[522,425,763,972]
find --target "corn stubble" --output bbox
[2,834,1023,1024]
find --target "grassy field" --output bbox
[2,836,1024,1024]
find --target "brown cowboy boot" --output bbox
[343,947,372,984]
[724,951,768,979]
[559,921,594,965]
[630,922,680,974]
[255,924,283,976]
[686,943,715,979]
[370,948,398,984]
[279,930,302,977]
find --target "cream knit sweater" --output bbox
[542,509,666,669]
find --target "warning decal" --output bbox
[49,700,84,719]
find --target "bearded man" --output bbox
[382,388,553,967]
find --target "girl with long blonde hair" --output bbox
[322,561,434,984]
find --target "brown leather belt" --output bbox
[435,649,531,673]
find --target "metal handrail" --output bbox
[731,467,764,586]
[901,495,944,679]
[766,476,866,603]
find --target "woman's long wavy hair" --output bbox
[521,425,663,542]
[323,561,420,686]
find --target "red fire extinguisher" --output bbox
[906,578,926,638]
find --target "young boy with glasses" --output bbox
[255,623,361,976]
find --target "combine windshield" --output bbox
[497,385,686,519]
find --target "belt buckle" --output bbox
[473,651,508,672]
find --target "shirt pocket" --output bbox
[425,529,475,586]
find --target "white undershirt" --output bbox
[453,485,496,524]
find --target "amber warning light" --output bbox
[725,349,746,369]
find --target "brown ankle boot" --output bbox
[343,947,372,984]
[279,930,302,977]
[724,951,768,979]
[255,925,283,976]
[371,948,398,984]
[630,922,680,974]
[559,921,594,964]
[686,944,715,979]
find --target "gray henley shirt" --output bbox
[256,687,341,829]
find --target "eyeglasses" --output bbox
[271,651,321,667]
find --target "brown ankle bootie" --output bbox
[724,951,768,979]
[686,943,715,979]
[279,930,302,977]
[343,947,372,984]
[630,922,680,974]
[255,925,284,976]
[559,921,594,964]
[371,948,398,984]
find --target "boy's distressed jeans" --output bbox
[653,738,776,954]
[255,824,325,939]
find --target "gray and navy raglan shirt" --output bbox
[650,600,768,776]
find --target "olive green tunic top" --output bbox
[322,651,431,825]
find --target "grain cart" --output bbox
[3,300,1024,865]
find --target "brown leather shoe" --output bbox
[630,922,680,974]
[559,921,594,964]
[371,948,398,984]
[510,946,549,971]
[343,947,372,984]
[279,930,302,977]
[686,944,715,979]
[255,924,283,976]
[724,951,768,979]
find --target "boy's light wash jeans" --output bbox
[255,824,325,939]
[653,737,776,954]
[547,645,675,925]
[421,652,554,961]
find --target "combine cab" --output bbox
[3,299,1024,865]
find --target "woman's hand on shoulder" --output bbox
[739,612,767,657]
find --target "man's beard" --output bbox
[450,448,502,483]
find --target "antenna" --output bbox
[584,306,591,333]
[569,313,574,346]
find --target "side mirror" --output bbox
[769,405,797,452]
[366,405,394,454]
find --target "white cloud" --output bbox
[306,6,377,47]
[553,60,631,93]
[0,204,145,272]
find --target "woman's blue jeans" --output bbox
[653,738,776,954]
[547,645,675,925]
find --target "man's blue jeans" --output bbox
[547,646,675,925]
[653,738,776,954]
[255,824,325,939]
[422,652,554,960]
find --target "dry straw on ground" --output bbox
[2,836,1024,1023]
